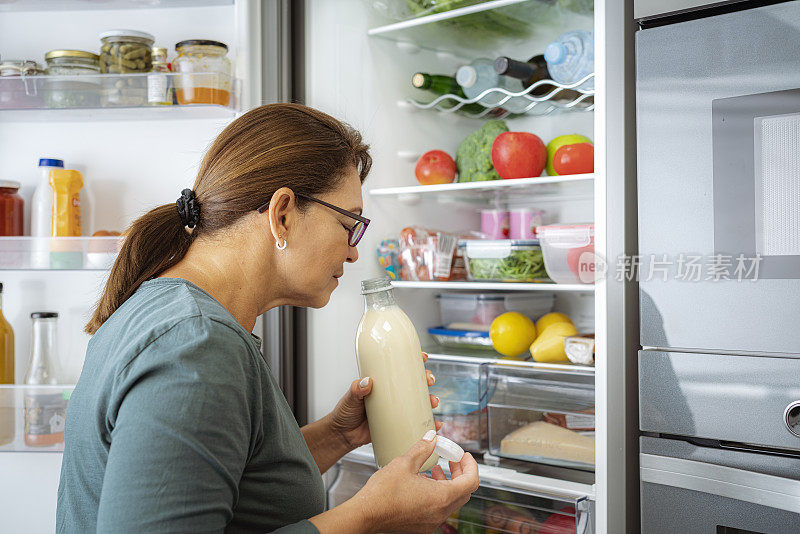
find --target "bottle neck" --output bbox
[363,288,397,311]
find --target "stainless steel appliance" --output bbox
[636,1,800,531]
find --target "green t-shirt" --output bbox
[57,278,325,533]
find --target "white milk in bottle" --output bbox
[356,277,439,472]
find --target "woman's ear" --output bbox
[266,187,297,244]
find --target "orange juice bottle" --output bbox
[0,282,15,446]
[48,169,83,269]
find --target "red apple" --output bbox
[415,150,456,185]
[553,142,594,175]
[491,131,547,179]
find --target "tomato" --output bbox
[415,150,457,185]
[552,142,594,175]
[541,507,576,534]
[491,131,547,179]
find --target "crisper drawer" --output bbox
[425,358,489,452]
[440,483,591,534]
[0,385,72,452]
[487,364,595,470]
[639,350,800,450]
[326,459,375,509]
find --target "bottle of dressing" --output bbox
[356,277,440,472]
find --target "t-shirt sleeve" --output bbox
[96,317,262,533]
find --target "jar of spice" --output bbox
[44,50,101,109]
[0,180,24,236]
[172,40,231,106]
[99,30,155,107]
[0,60,44,109]
[147,46,173,106]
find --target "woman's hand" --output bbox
[352,432,480,533]
[328,352,442,450]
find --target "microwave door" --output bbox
[636,2,800,355]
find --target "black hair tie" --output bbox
[176,188,201,229]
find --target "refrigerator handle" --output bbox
[640,454,800,513]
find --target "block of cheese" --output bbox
[500,421,595,465]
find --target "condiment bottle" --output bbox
[24,312,66,447]
[355,277,439,471]
[31,158,65,238]
[0,282,15,446]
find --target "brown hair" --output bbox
[85,103,371,334]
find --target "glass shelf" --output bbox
[425,349,595,375]
[0,385,74,453]
[0,0,233,11]
[0,72,238,122]
[391,280,594,292]
[0,236,121,270]
[369,173,593,205]
[366,0,587,56]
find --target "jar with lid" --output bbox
[99,30,154,107]
[24,312,66,447]
[0,60,44,109]
[44,50,101,108]
[147,46,173,106]
[172,40,232,106]
[0,180,24,236]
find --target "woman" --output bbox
[56,104,478,534]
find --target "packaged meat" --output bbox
[543,410,595,432]
[500,421,594,466]
[398,227,468,281]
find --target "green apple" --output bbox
[546,134,592,176]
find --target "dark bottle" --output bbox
[494,55,589,105]
[411,72,499,116]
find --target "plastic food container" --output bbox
[428,327,493,350]
[537,223,595,284]
[398,227,466,282]
[436,292,554,328]
[426,359,489,451]
[0,60,44,109]
[172,40,232,106]
[44,50,101,108]
[461,239,550,282]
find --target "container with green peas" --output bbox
[99,30,154,107]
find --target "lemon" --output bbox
[530,322,579,363]
[490,312,537,357]
[534,312,573,339]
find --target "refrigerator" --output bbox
[0,1,639,532]
[636,0,800,531]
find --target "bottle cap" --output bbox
[31,312,58,319]
[434,435,465,463]
[39,158,64,168]
[361,277,392,294]
[455,66,477,88]
[545,43,568,65]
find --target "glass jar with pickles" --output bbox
[44,50,101,109]
[0,60,44,109]
[172,40,232,107]
[99,30,154,107]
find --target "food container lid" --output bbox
[45,50,100,61]
[537,223,594,247]
[0,59,43,76]
[460,239,540,259]
[31,312,58,319]
[433,435,465,463]
[99,29,155,43]
[152,47,168,55]
[428,327,490,339]
[39,158,64,168]
[175,39,228,51]
[0,180,21,190]
[436,292,506,302]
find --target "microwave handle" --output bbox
[641,453,800,513]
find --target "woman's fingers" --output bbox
[435,420,444,431]
[430,465,446,481]
[422,352,429,362]
[426,370,435,386]
[430,394,439,408]
[449,458,464,478]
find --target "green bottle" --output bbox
[411,72,496,116]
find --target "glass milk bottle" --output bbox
[355,277,439,472]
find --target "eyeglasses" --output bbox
[256,193,370,247]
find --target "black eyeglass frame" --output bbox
[256,192,370,247]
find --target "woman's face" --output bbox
[276,167,363,308]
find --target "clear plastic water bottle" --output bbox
[456,58,530,114]
[544,30,594,91]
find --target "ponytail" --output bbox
[85,103,371,335]
[85,204,192,334]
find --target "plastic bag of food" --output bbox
[398,227,468,281]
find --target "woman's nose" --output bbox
[347,244,359,263]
